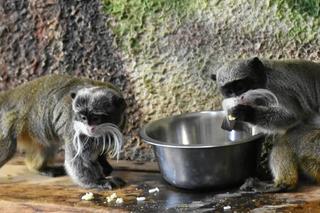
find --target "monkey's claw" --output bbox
[97,176,126,190]
[239,177,287,193]
[106,176,126,188]
[39,166,66,177]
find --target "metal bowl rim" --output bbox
[140,111,265,149]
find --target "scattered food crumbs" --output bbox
[106,192,118,202]
[116,197,124,204]
[228,115,236,121]
[81,192,94,201]
[136,197,146,202]
[223,206,231,211]
[148,187,160,193]
[110,193,117,199]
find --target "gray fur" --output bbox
[216,58,320,192]
[217,58,320,133]
[0,75,126,189]
[64,136,125,189]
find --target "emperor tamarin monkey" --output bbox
[0,75,126,189]
[213,57,320,192]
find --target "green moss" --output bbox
[103,0,320,57]
[102,0,208,54]
[272,0,320,17]
[270,0,320,42]
[101,0,320,161]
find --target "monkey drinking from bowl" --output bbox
[0,75,126,189]
[212,57,320,192]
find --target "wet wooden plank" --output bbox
[109,160,159,172]
[0,200,119,213]
[1,157,320,212]
[6,155,160,173]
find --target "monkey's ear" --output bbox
[211,74,217,81]
[249,57,263,70]
[70,92,77,99]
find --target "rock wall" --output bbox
[0,0,142,160]
[1,0,320,162]
[103,0,320,164]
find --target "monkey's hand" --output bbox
[230,104,256,123]
[96,176,126,190]
[240,177,290,193]
[64,142,126,189]
[65,157,126,189]
[230,104,298,132]
[98,155,113,176]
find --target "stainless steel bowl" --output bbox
[140,111,264,189]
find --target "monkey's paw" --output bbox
[96,176,126,190]
[39,166,66,177]
[239,177,287,193]
[230,105,256,123]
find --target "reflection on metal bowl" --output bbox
[140,111,264,189]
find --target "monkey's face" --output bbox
[214,57,267,98]
[71,87,126,138]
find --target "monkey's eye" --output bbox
[91,114,101,120]
[236,83,245,91]
[80,114,87,121]
[235,85,248,96]
[225,89,235,97]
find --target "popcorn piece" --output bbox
[148,187,160,194]
[223,206,231,211]
[106,192,118,203]
[136,197,146,202]
[110,193,117,199]
[115,197,124,204]
[228,115,236,121]
[81,192,94,201]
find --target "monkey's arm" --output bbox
[98,155,113,176]
[64,141,125,189]
[230,105,298,132]
[240,134,298,193]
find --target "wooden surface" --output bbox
[1,157,320,212]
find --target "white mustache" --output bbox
[72,122,124,161]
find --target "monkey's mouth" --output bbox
[86,123,121,137]
[86,126,98,137]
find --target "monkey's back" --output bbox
[263,59,320,77]
[0,75,118,146]
[263,59,320,115]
